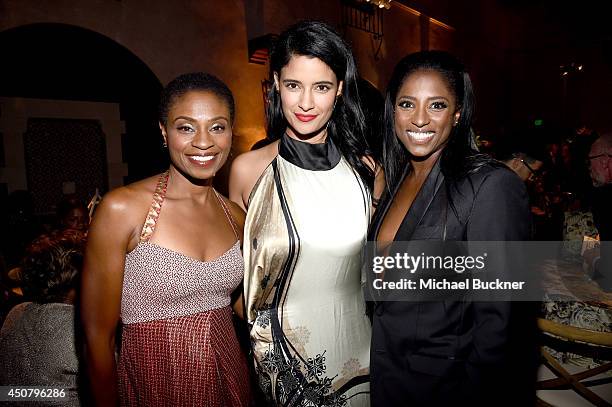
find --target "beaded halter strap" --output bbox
[140,171,170,242]
[139,170,239,242]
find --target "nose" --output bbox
[192,129,214,150]
[298,89,314,112]
[412,105,430,128]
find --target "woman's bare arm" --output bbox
[81,189,139,406]
[226,199,246,319]
[228,154,252,211]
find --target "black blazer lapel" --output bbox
[394,158,445,241]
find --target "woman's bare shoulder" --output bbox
[232,141,279,174]
[229,140,279,208]
[88,175,165,249]
[93,175,160,223]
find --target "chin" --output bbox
[289,124,325,138]
[409,146,447,162]
[175,164,217,181]
[404,145,432,157]
[403,139,448,158]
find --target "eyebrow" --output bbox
[173,116,194,123]
[397,96,451,102]
[207,116,229,122]
[173,115,229,123]
[282,79,335,86]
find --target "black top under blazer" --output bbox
[368,158,535,406]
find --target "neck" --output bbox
[410,149,442,178]
[285,127,328,144]
[167,166,215,200]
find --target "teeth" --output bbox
[190,155,214,162]
[407,131,434,140]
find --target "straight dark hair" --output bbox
[381,50,498,197]
[267,20,374,190]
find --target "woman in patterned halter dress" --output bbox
[230,22,383,406]
[81,73,251,406]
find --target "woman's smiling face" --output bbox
[161,90,232,180]
[394,69,460,160]
[275,55,342,142]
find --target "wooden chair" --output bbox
[537,318,612,407]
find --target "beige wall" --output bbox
[345,3,453,91]
[0,0,268,154]
[4,0,607,169]
[257,0,454,93]
[0,0,453,158]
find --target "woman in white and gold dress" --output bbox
[230,21,381,407]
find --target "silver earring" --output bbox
[163,140,167,148]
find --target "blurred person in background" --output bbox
[499,150,544,184]
[56,197,89,234]
[497,143,561,239]
[0,230,85,406]
[584,133,612,291]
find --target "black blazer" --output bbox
[368,159,534,406]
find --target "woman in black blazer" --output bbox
[369,51,537,406]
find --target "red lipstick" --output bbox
[295,113,317,122]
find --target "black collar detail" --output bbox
[279,134,341,171]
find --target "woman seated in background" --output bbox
[81,72,250,406]
[369,51,536,406]
[0,230,85,406]
[230,20,381,406]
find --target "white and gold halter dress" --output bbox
[244,134,371,406]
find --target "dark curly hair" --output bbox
[20,230,85,303]
[158,72,235,126]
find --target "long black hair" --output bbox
[267,20,374,190]
[381,51,497,196]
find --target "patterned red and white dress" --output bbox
[117,172,250,406]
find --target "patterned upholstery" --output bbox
[562,210,599,259]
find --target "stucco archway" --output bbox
[0,22,165,196]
